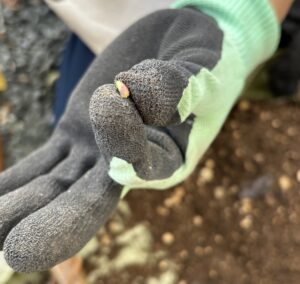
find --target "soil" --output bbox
[86,98,300,284]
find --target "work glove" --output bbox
[0,0,279,273]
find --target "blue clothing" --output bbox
[54,34,95,123]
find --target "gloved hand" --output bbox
[0,0,279,273]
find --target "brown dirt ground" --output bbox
[87,94,300,284]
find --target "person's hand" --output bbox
[0,0,279,272]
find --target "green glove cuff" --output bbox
[171,0,280,72]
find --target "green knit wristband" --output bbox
[171,0,280,73]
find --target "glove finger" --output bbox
[89,84,183,181]
[89,84,147,165]
[3,157,122,272]
[0,135,70,197]
[0,147,96,249]
[115,59,190,126]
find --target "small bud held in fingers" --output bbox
[115,80,130,98]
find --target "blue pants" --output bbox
[54,34,95,124]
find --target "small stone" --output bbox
[115,80,130,98]
[164,187,185,208]
[192,215,203,227]
[265,193,277,207]
[109,221,123,234]
[232,130,241,140]
[0,103,11,126]
[235,148,244,158]
[214,234,224,245]
[296,170,300,183]
[271,119,281,128]
[278,175,292,192]
[18,73,30,84]
[229,185,239,194]
[179,250,189,260]
[240,215,253,230]
[156,206,170,217]
[159,260,169,271]
[254,153,265,163]
[214,186,225,200]
[276,206,285,216]
[0,71,7,92]
[260,111,271,121]
[205,159,215,168]
[194,246,204,256]
[204,246,213,255]
[162,232,175,245]
[45,71,59,86]
[289,212,298,223]
[100,234,111,246]
[287,127,297,137]
[238,100,250,111]
[198,167,214,183]
[209,269,218,279]
[239,198,253,215]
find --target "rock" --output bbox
[156,206,170,217]
[296,170,300,183]
[240,215,253,230]
[238,100,250,111]
[289,212,298,223]
[192,215,203,227]
[109,220,124,234]
[271,119,281,128]
[161,232,175,246]
[100,234,112,246]
[278,175,292,192]
[197,167,214,184]
[287,127,297,137]
[209,269,218,279]
[178,250,188,260]
[253,153,265,163]
[164,187,185,208]
[205,159,215,168]
[159,259,169,271]
[214,186,226,200]
[239,198,253,215]
[204,246,213,255]
[214,234,224,245]
[0,71,7,91]
[194,246,204,256]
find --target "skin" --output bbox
[270,0,295,22]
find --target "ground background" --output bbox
[0,1,300,284]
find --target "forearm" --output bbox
[269,0,295,22]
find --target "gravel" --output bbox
[0,0,67,167]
